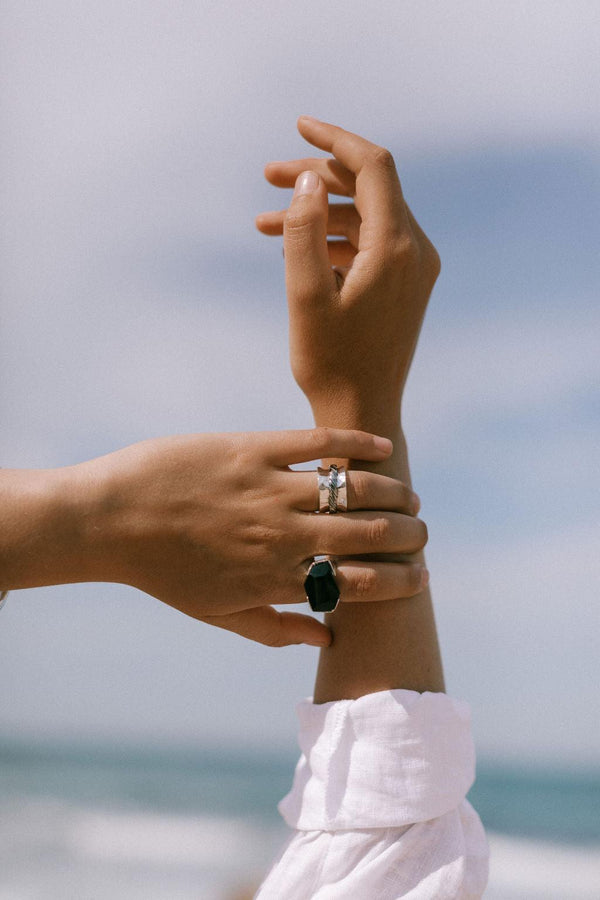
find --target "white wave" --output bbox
[2,797,283,865]
[486,832,600,900]
[0,798,284,899]
[67,807,275,868]
[3,801,600,899]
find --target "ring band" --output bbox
[304,555,340,613]
[331,465,347,513]
[317,465,348,514]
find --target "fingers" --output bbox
[257,203,361,246]
[286,469,420,515]
[265,427,393,466]
[308,509,428,556]
[256,202,360,268]
[264,156,355,196]
[262,118,409,250]
[336,560,429,602]
[282,171,338,309]
[327,241,357,267]
[201,607,332,648]
[295,117,408,245]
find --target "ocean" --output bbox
[1,738,598,899]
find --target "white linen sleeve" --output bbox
[256,690,489,899]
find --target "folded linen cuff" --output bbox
[278,689,475,831]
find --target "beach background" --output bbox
[1,2,598,897]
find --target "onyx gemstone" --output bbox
[304,559,340,613]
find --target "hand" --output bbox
[256,117,440,427]
[57,428,426,647]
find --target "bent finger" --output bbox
[286,469,419,515]
[265,156,355,196]
[308,510,428,556]
[336,560,429,602]
[201,607,332,647]
[257,203,361,246]
[297,116,409,246]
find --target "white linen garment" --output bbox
[256,690,489,899]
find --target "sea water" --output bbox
[1,738,599,899]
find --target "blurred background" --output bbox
[1,1,598,897]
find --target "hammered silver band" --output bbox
[332,465,347,512]
[317,465,347,513]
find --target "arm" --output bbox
[257,117,444,698]
[254,120,490,900]
[313,429,444,701]
[0,427,423,649]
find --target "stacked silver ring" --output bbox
[307,465,349,613]
[317,464,347,513]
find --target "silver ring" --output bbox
[331,465,347,513]
[304,555,340,613]
[317,465,347,514]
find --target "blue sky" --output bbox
[1,1,598,765]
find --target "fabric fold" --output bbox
[278,689,475,831]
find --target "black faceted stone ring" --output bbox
[304,556,340,613]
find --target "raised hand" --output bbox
[256,119,445,698]
[256,116,440,431]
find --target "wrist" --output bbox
[65,458,132,585]
[307,394,412,484]
[0,466,97,589]
[308,390,402,441]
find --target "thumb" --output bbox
[284,171,337,309]
[201,607,332,648]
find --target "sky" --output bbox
[0,1,598,766]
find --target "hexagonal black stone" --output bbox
[304,560,340,612]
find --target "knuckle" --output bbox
[408,565,425,593]
[427,242,442,278]
[368,516,390,548]
[420,236,441,282]
[372,145,396,171]
[389,234,420,269]
[311,426,333,452]
[415,518,429,549]
[260,613,287,648]
[285,206,318,234]
[262,631,283,648]
[349,429,372,455]
[401,483,415,512]
[349,471,368,508]
[242,522,285,554]
[353,567,377,599]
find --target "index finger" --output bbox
[264,427,393,466]
[296,116,409,247]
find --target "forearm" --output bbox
[0,466,104,589]
[310,395,445,702]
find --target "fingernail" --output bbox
[299,114,319,123]
[413,493,421,514]
[420,568,430,589]
[373,435,393,454]
[294,171,319,196]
